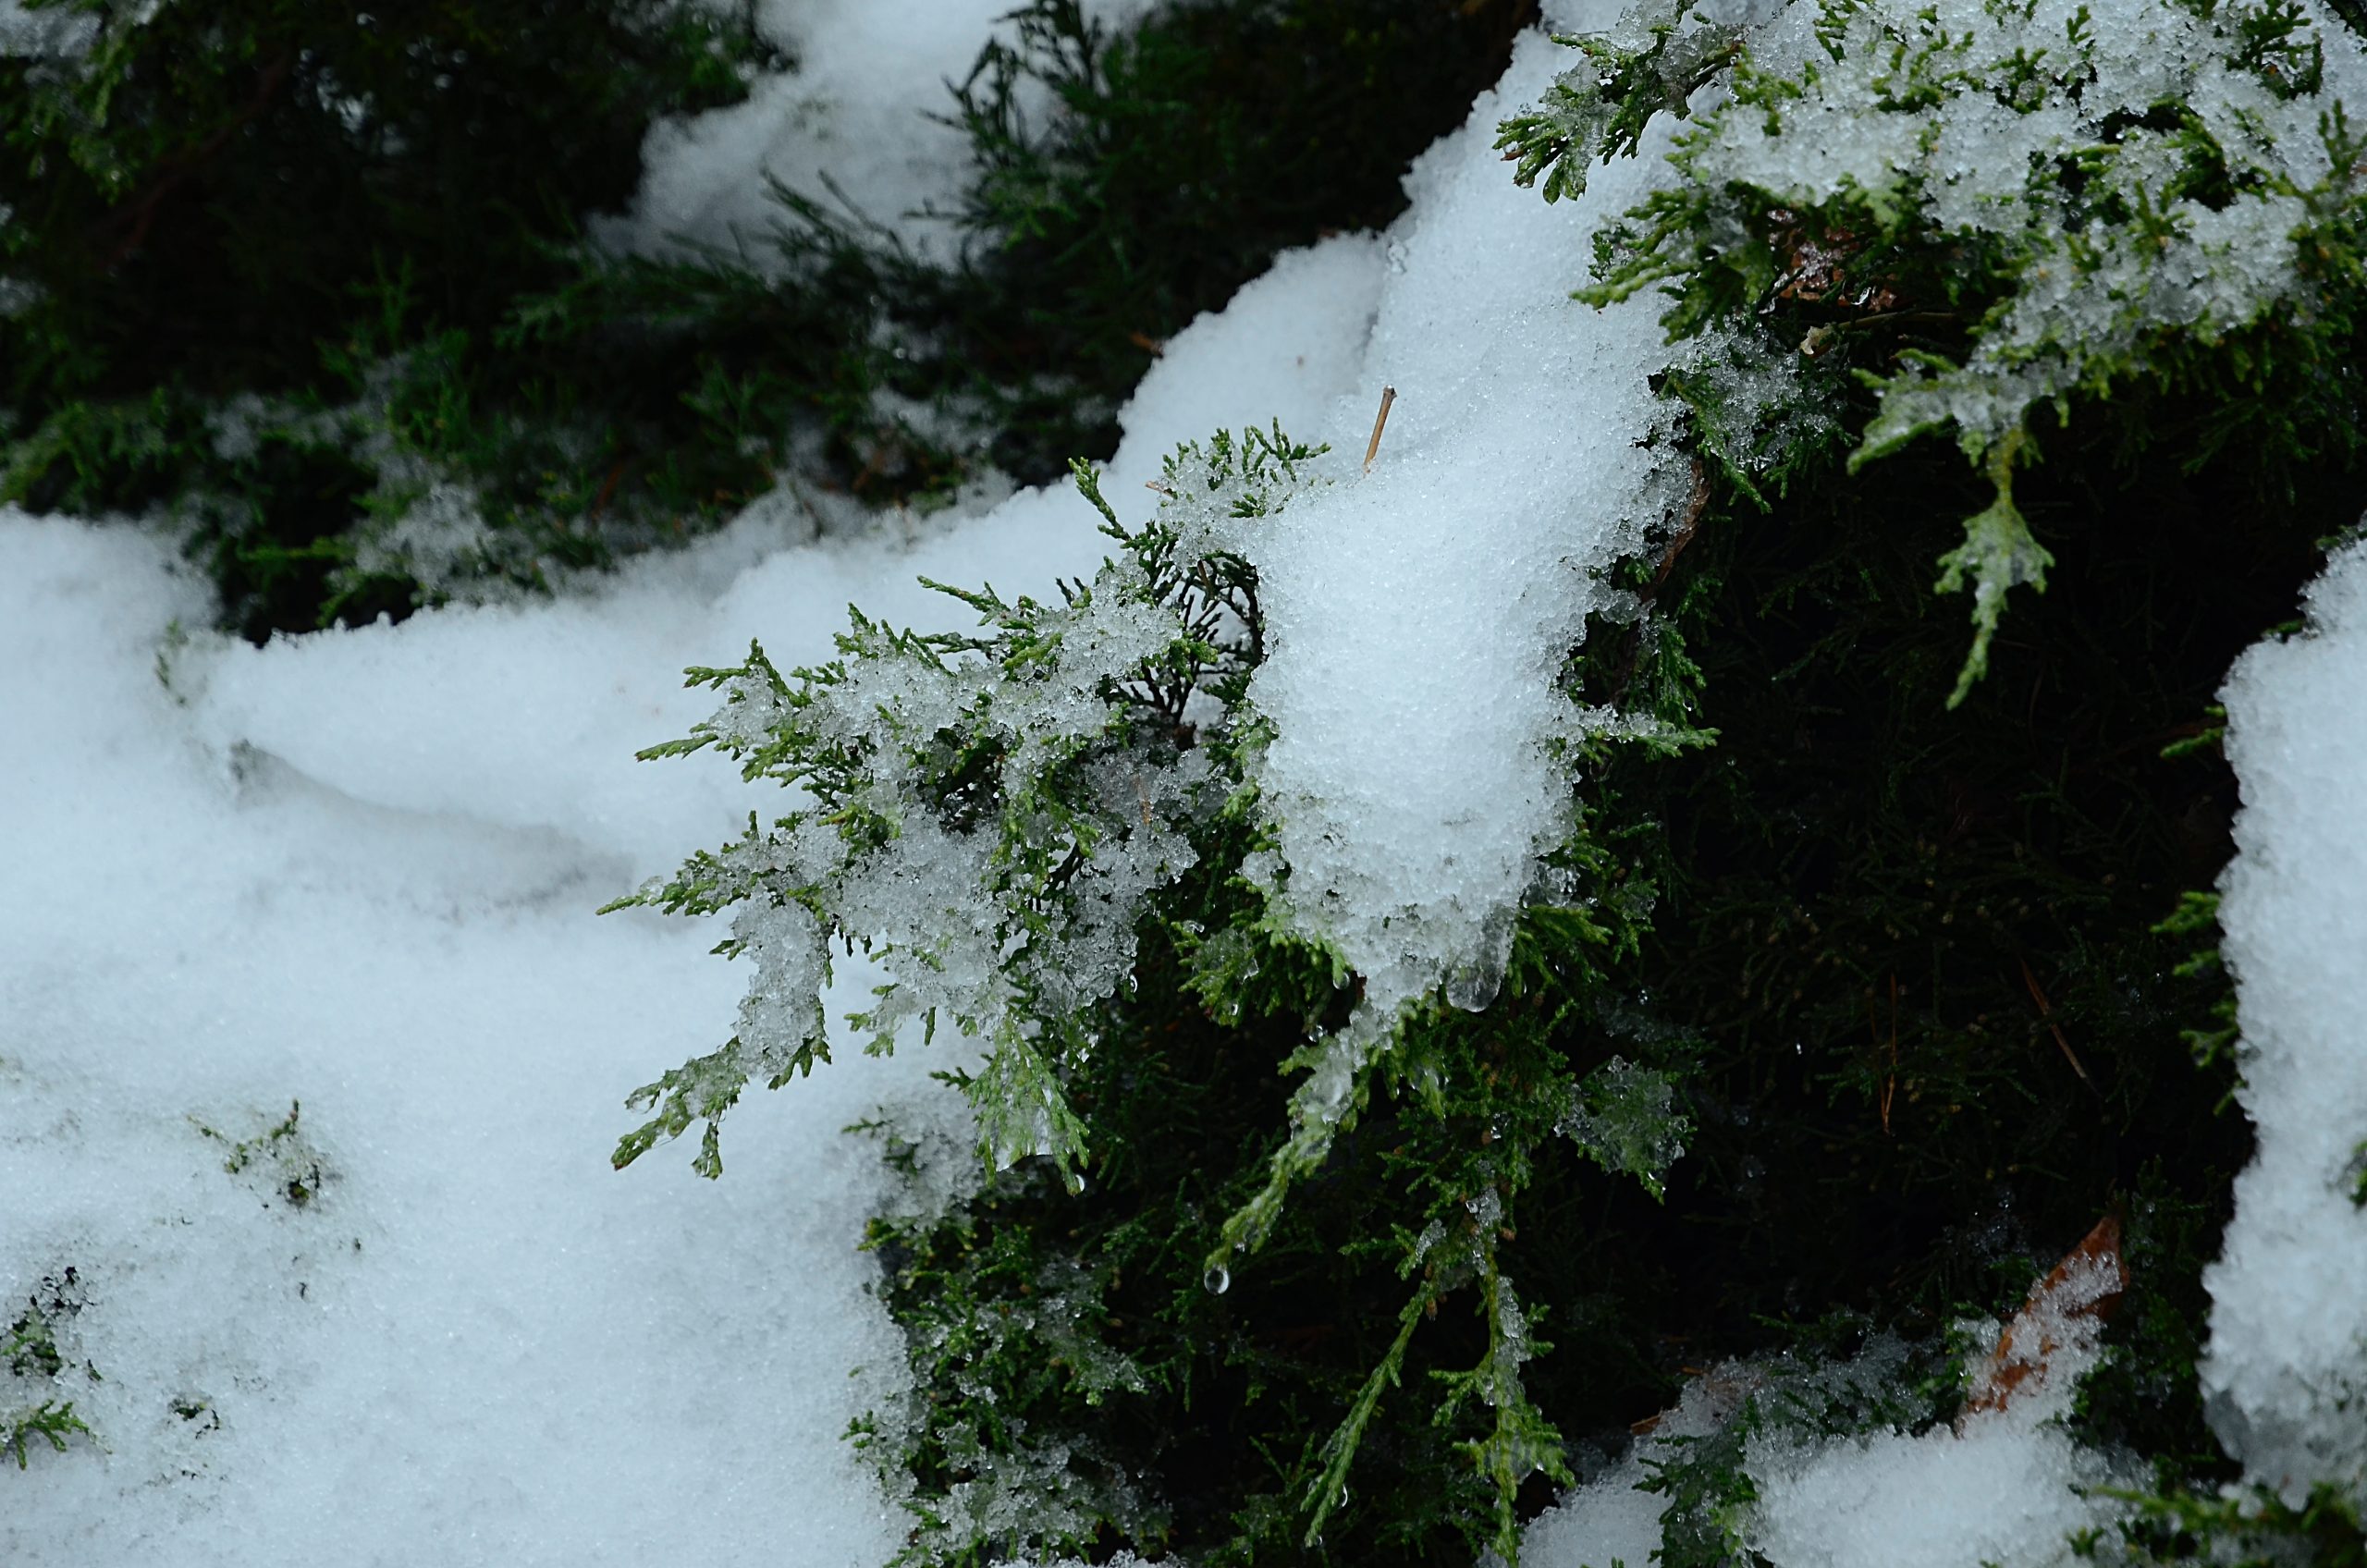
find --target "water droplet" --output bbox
[1445,968,1499,1011]
[1202,1265,1231,1295]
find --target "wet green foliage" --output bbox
[192,1099,327,1208]
[0,0,782,638]
[488,0,1542,579]
[0,0,1534,640]
[2083,1480,2367,1565]
[849,876,1699,1567]
[935,0,1540,480]
[840,364,2354,1563]
[1507,0,2367,703]
[3,1268,96,1472]
[828,6,2367,1565]
[615,420,1700,1563]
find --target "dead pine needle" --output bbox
[1362,386,1398,473]
[1870,973,1899,1137]
[2017,957,2099,1095]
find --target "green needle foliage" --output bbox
[0,0,1534,640]
[935,0,1540,479]
[479,0,1543,582]
[783,392,2346,1564]
[1502,0,2367,704]
[0,0,782,638]
[616,425,1705,1562]
[3,1268,96,1473]
[6,0,2363,1554]
[609,0,2367,1562]
[3,1401,91,1471]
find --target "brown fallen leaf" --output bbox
[1960,1212,2128,1421]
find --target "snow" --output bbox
[1108,237,1389,486]
[1519,1373,1747,1568]
[11,0,2367,1555]
[611,0,1162,263]
[1718,0,2367,463]
[1744,1405,2131,1568]
[0,136,1385,1567]
[0,518,914,1564]
[1233,24,1686,1032]
[1522,1288,2137,1568]
[1537,534,2367,1565]
[2202,538,2367,1506]
[0,0,95,56]
[1746,1243,2139,1568]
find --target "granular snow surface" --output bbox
[2202,541,2367,1505]
[0,163,1385,1568]
[8,0,2367,1562]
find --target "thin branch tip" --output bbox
[1363,386,1398,473]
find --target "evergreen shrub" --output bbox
[0,0,1533,640]
[0,0,781,637]
[617,0,2367,1562]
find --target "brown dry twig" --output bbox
[1870,974,1899,1136]
[1362,386,1398,473]
[92,48,298,271]
[2018,957,2099,1095]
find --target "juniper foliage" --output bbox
[0,0,782,637]
[1502,0,2367,700]
[0,0,1533,640]
[2,1269,95,1473]
[613,418,1709,1562]
[614,0,2367,1562]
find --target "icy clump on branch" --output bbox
[1600,0,2367,458]
[0,0,98,56]
[2202,537,2367,1507]
[1744,1402,2135,1568]
[1534,0,2367,699]
[623,19,1736,1261]
[1524,1229,2140,1568]
[1524,1344,2134,1568]
[1771,0,2365,459]
[614,431,1330,1180]
[1178,21,1711,1253]
[1516,1363,1772,1568]
[1559,1056,1690,1196]
[1233,24,1691,1033]
[865,1255,1163,1562]
[1744,1238,2138,1568]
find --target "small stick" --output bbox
[1650,458,1711,593]
[2018,958,2098,1093]
[1362,386,1398,473]
[588,458,630,521]
[1873,974,1899,1137]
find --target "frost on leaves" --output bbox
[607,427,1328,1181]
[1514,0,2367,702]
